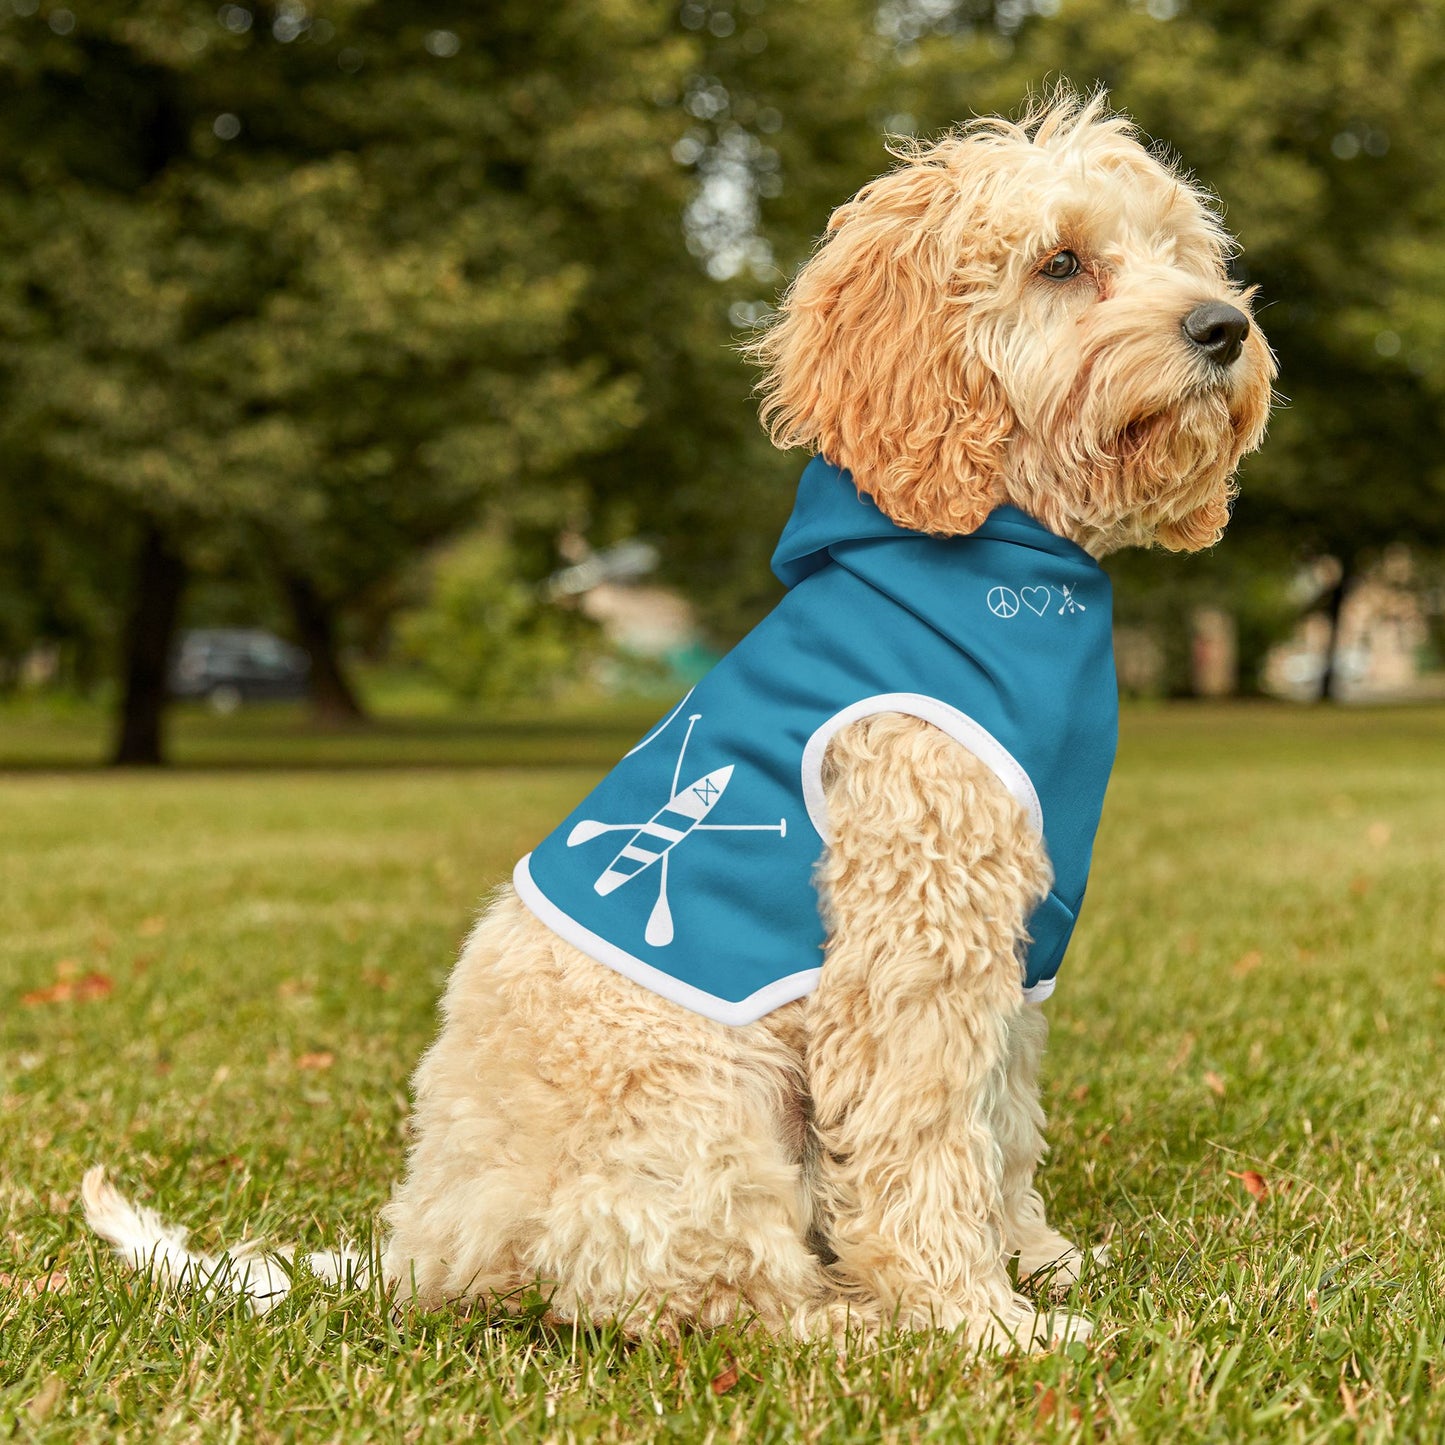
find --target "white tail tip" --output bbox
[81,1166,365,1315]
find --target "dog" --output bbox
[85,90,1274,1351]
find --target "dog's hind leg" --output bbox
[383,893,833,1337]
[804,713,1091,1350]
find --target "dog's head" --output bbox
[751,90,1275,554]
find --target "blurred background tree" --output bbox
[1,0,1442,761]
[0,0,698,758]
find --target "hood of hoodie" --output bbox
[771,456,1099,586]
[770,456,1107,658]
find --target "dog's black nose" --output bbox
[1182,302,1250,367]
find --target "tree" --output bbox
[0,1,698,759]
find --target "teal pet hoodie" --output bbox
[515,457,1119,1025]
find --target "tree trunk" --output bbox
[281,571,366,725]
[112,524,187,766]
[1317,556,1355,703]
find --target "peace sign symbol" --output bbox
[987,586,1020,619]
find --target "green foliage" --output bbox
[4,0,1445,708]
[395,533,600,705]
[0,1,680,614]
[2,702,1444,1439]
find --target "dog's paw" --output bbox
[1018,1240,1110,1293]
[1032,1307,1093,1348]
[973,1295,1093,1353]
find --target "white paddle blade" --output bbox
[645,854,674,946]
[645,891,674,947]
[566,819,610,847]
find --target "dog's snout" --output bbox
[1182,302,1250,367]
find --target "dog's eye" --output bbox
[1040,250,1081,280]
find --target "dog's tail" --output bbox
[81,1165,368,1315]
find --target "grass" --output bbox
[2,699,1443,1442]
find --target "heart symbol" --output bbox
[1021,586,1052,616]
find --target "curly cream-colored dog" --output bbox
[85,92,1273,1351]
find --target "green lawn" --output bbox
[2,702,1443,1442]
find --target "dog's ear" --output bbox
[749,151,1012,536]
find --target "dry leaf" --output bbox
[295,1051,334,1071]
[138,915,167,937]
[1228,1169,1268,1201]
[1070,1084,1090,1103]
[1232,950,1263,977]
[361,969,394,992]
[21,972,114,1007]
[1434,974,1445,991]
[1204,1070,1227,1098]
[1034,1386,1058,1424]
[0,1268,70,1299]
[1349,875,1372,898]
[710,1358,740,1396]
[1365,822,1391,849]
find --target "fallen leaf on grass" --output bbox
[0,1268,70,1299]
[361,969,394,992]
[1365,822,1391,849]
[295,1051,334,1071]
[711,1358,740,1396]
[1349,875,1372,898]
[1232,950,1263,977]
[1070,1084,1090,1103]
[1433,974,1445,991]
[1228,1169,1269,1201]
[1034,1386,1058,1424]
[138,915,167,937]
[1204,1070,1227,1098]
[21,972,114,1006]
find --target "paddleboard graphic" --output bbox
[564,713,786,947]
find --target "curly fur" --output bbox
[748,90,1273,554]
[85,88,1273,1353]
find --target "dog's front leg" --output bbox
[806,712,1088,1350]
[994,1004,1101,1290]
